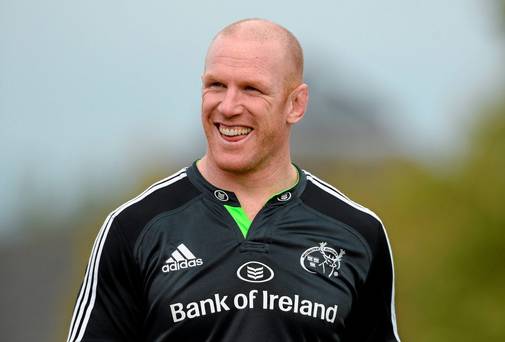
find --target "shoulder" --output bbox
[107,167,201,249]
[300,169,387,256]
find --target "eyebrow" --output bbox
[201,73,220,83]
[203,73,270,90]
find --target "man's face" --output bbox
[201,35,294,174]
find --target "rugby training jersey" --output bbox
[67,162,400,342]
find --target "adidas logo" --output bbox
[162,243,203,273]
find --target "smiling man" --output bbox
[199,20,307,222]
[67,19,400,342]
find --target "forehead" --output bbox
[204,36,287,83]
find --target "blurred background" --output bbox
[1,0,504,341]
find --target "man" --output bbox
[67,19,400,341]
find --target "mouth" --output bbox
[215,123,253,142]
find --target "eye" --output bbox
[204,80,226,90]
[209,82,225,89]
[244,85,261,93]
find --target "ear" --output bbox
[286,83,309,124]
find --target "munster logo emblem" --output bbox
[300,242,346,278]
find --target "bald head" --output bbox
[206,19,304,92]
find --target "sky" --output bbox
[1,0,504,236]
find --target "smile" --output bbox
[217,124,253,137]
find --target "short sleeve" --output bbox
[67,218,143,342]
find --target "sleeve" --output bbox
[343,222,401,342]
[66,217,143,342]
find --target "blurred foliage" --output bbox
[312,103,505,341]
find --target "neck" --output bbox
[197,155,298,200]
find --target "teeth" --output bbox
[219,125,252,137]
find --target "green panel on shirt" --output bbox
[224,205,252,238]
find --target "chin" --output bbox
[212,153,259,175]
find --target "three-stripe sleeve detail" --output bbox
[67,168,187,342]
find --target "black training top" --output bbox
[67,162,400,342]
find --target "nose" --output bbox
[217,87,243,116]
